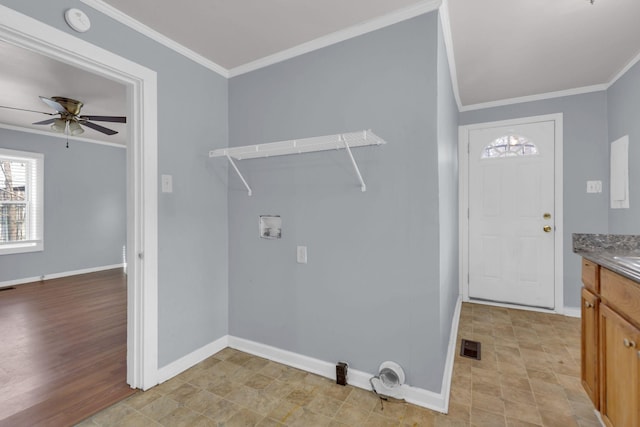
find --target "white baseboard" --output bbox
[227,336,449,413]
[563,306,581,318]
[0,263,125,288]
[157,335,229,384]
[152,297,463,414]
[438,295,463,414]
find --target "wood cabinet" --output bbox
[599,303,640,427]
[582,259,640,427]
[581,287,599,406]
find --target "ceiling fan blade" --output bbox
[78,115,126,123]
[0,105,56,115]
[33,118,57,125]
[81,120,118,135]
[39,96,68,113]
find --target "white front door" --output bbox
[468,120,555,309]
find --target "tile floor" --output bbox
[77,303,602,426]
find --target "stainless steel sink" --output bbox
[613,256,640,269]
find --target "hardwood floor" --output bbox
[0,269,136,427]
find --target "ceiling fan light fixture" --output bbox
[51,118,67,133]
[68,120,84,136]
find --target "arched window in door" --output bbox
[481,134,538,159]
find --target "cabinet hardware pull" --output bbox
[584,301,593,308]
[623,339,636,348]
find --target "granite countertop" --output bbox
[573,233,640,283]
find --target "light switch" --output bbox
[161,174,173,193]
[297,246,307,264]
[586,180,602,193]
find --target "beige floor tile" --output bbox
[243,356,271,372]
[366,412,400,426]
[333,402,371,425]
[371,398,407,421]
[472,391,505,415]
[122,390,162,410]
[83,303,597,427]
[158,406,203,427]
[316,382,353,402]
[90,402,136,426]
[202,398,241,422]
[139,396,181,422]
[181,389,221,413]
[222,407,264,426]
[256,418,285,427]
[244,373,275,390]
[345,386,381,412]
[503,400,541,425]
[266,400,305,424]
[306,393,344,418]
[287,408,332,427]
[470,407,506,426]
[117,412,161,427]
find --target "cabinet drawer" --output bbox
[601,268,640,328]
[582,258,600,293]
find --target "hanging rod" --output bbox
[209,130,387,196]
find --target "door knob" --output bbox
[543,225,552,233]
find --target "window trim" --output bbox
[0,148,44,255]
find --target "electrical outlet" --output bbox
[586,180,602,193]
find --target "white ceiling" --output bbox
[448,0,640,107]
[1,0,640,142]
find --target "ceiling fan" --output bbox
[0,96,126,136]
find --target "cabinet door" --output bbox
[581,287,599,407]
[600,304,640,427]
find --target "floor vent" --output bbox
[0,286,16,292]
[460,339,481,360]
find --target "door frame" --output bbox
[0,5,159,389]
[458,114,564,313]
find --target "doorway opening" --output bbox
[0,5,159,389]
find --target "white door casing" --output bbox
[0,5,159,389]
[469,121,555,308]
[459,114,564,313]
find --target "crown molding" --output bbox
[607,48,640,89]
[228,0,442,78]
[79,0,229,78]
[459,83,608,112]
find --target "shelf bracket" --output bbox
[226,154,252,196]
[341,135,366,192]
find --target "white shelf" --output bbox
[209,130,386,196]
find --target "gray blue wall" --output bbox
[0,128,125,281]
[607,60,640,234]
[1,0,229,368]
[228,13,451,391]
[436,15,459,351]
[459,92,610,309]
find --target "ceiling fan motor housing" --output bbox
[51,96,83,115]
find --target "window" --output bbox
[481,134,538,159]
[0,149,43,255]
